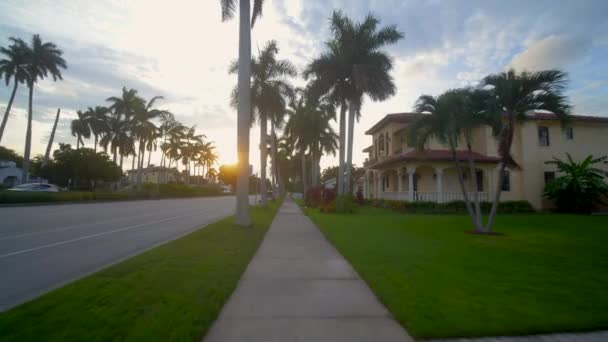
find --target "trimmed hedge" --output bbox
[368,199,535,214]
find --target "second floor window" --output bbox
[538,126,550,146]
[378,135,385,154]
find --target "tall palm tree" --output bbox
[220,0,266,225]
[410,89,492,231]
[230,40,296,206]
[285,88,338,192]
[0,37,28,143]
[480,69,571,232]
[21,34,67,182]
[87,106,110,152]
[182,125,205,184]
[106,87,145,171]
[306,11,403,195]
[71,110,91,149]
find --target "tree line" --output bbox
[220,1,403,225]
[1,35,219,189]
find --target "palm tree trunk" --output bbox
[337,101,347,195]
[132,154,136,170]
[301,153,307,194]
[485,118,515,233]
[76,133,81,150]
[345,100,356,195]
[271,126,278,193]
[466,142,482,229]
[137,140,143,192]
[259,113,268,206]
[147,147,152,167]
[0,80,18,144]
[120,152,124,170]
[310,148,317,188]
[43,108,61,168]
[235,0,252,226]
[450,143,481,230]
[94,135,98,153]
[22,85,35,183]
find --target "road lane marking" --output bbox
[0,206,204,240]
[0,211,208,259]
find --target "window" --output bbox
[378,135,385,154]
[501,170,511,191]
[565,127,573,140]
[538,126,550,146]
[544,171,555,184]
[475,170,484,191]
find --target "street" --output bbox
[0,196,250,311]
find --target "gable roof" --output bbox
[365,113,423,135]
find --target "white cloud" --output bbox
[510,34,592,71]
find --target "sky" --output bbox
[1,0,607,174]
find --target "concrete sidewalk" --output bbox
[204,199,414,342]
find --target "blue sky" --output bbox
[1,0,607,171]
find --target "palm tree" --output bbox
[182,125,205,183]
[230,40,296,206]
[206,167,218,183]
[87,106,110,152]
[71,110,91,150]
[544,154,608,213]
[21,34,67,182]
[0,37,28,143]
[410,89,491,231]
[285,88,338,192]
[305,11,403,195]
[220,0,266,226]
[106,87,145,172]
[480,69,571,232]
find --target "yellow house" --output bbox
[126,166,182,185]
[361,111,608,210]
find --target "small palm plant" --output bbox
[544,154,608,213]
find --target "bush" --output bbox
[368,199,534,214]
[335,194,357,213]
[305,187,323,207]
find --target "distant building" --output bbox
[126,166,182,185]
[362,111,608,210]
[0,160,22,187]
[323,177,337,189]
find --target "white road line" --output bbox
[0,206,203,240]
[0,211,206,259]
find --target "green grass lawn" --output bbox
[0,201,280,341]
[303,205,608,339]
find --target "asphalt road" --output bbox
[0,196,254,311]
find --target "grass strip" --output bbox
[0,200,280,341]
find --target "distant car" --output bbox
[8,183,61,192]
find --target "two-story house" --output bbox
[361,111,608,210]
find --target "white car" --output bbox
[8,183,61,192]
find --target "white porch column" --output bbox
[435,167,444,203]
[364,170,370,199]
[397,168,403,200]
[375,171,382,199]
[406,166,416,202]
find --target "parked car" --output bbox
[8,183,61,192]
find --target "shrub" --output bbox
[335,194,357,213]
[305,186,323,208]
[355,189,365,205]
[367,198,534,214]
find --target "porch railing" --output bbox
[379,191,490,203]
